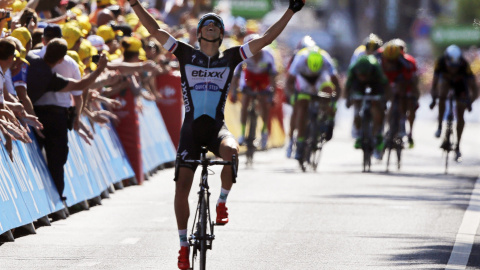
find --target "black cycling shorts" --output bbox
[441,77,469,99]
[177,115,234,172]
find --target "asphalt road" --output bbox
[1,106,480,270]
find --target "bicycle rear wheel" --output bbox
[396,140,402,170]
[199,192,208,270]
[246,108,257,165]
[386,146,392,172]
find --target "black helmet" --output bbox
[197,13,225,45]
[363,33,383,53]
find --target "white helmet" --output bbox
[445,44,462,66]
[296,35,316,50]
[243,33,260,44]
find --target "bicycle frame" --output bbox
[174,147,237,270]
[385,87,404,172]
[300,93,334,172]
[352,88,383,172]
[242,89,273,165]
[441,90,456,174]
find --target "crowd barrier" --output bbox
[0,96,177,240]
[155,71,183,149]
[139,98,177,176]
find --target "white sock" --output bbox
[178,229,188,247]
[217,188,230,205]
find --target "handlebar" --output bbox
[173,148,237,183]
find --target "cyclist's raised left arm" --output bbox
[247,0,304,56]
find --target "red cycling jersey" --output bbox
[382,54,417,94]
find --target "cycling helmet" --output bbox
[363,33,383,53]
[197,13,225,45]
[307,49,323,73]
[445,44,462,67]
[382,41,401,60]
[296,35,316,50]
[243,33,260,44]
[354,55,375,76]
[392,38,407,53]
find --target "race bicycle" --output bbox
[352,87,383,172]
[299,92,335,172]
[439,90,456,174]
[243,89,272,166]
[384,85,404,172]
[174,147,237,270]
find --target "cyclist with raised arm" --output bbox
[285,35,317,157]
[349,33,383,67]
[127,0,305,269]
[286,46,341,162]
[380,40,419,148]
[230,33,277,149]
[345,55,389,159]
[429,44,478,161]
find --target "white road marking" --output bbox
[446,177,480,270]
[121,237,140,245]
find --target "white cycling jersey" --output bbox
[288,48,337,94]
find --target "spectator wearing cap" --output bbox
[11,27,32,51]
[26,38,109,200]
[97,25,121,60]
[62,23,84,51]
[0,39,19,106]
[7,28,32,101]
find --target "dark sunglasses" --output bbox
[201,19,222,29]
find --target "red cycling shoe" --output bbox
[216,203,229,225]
[177,246,190,270]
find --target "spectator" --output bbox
[26,38,108,200]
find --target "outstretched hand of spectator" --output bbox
[97,110,119,124]
[20,113,43,132]
[0,109,19,124]
[89,111,110,125]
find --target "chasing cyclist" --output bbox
[286,45,341,162]
[380,40,419,148]
[128,0,305,269]
[286,35,317,157]
[349,33,383,67]
[345,55,389,159]
[230,33,278,150]
[429,44,478,162]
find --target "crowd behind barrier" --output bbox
[0,99,177,240]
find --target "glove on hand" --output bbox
[289,0,305,13]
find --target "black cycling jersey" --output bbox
[166,38,251,123]
[434,55,474,83]
[163,37,252,169]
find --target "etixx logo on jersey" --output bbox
[185,65,230,89]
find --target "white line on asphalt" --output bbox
[121,238,140,245]
[445,177,480,270]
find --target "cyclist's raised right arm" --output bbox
[128,0,172,45]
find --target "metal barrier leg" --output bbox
[0,230,14,242]
[36,216,51,227]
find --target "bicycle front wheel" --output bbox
[199,192,208,270]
